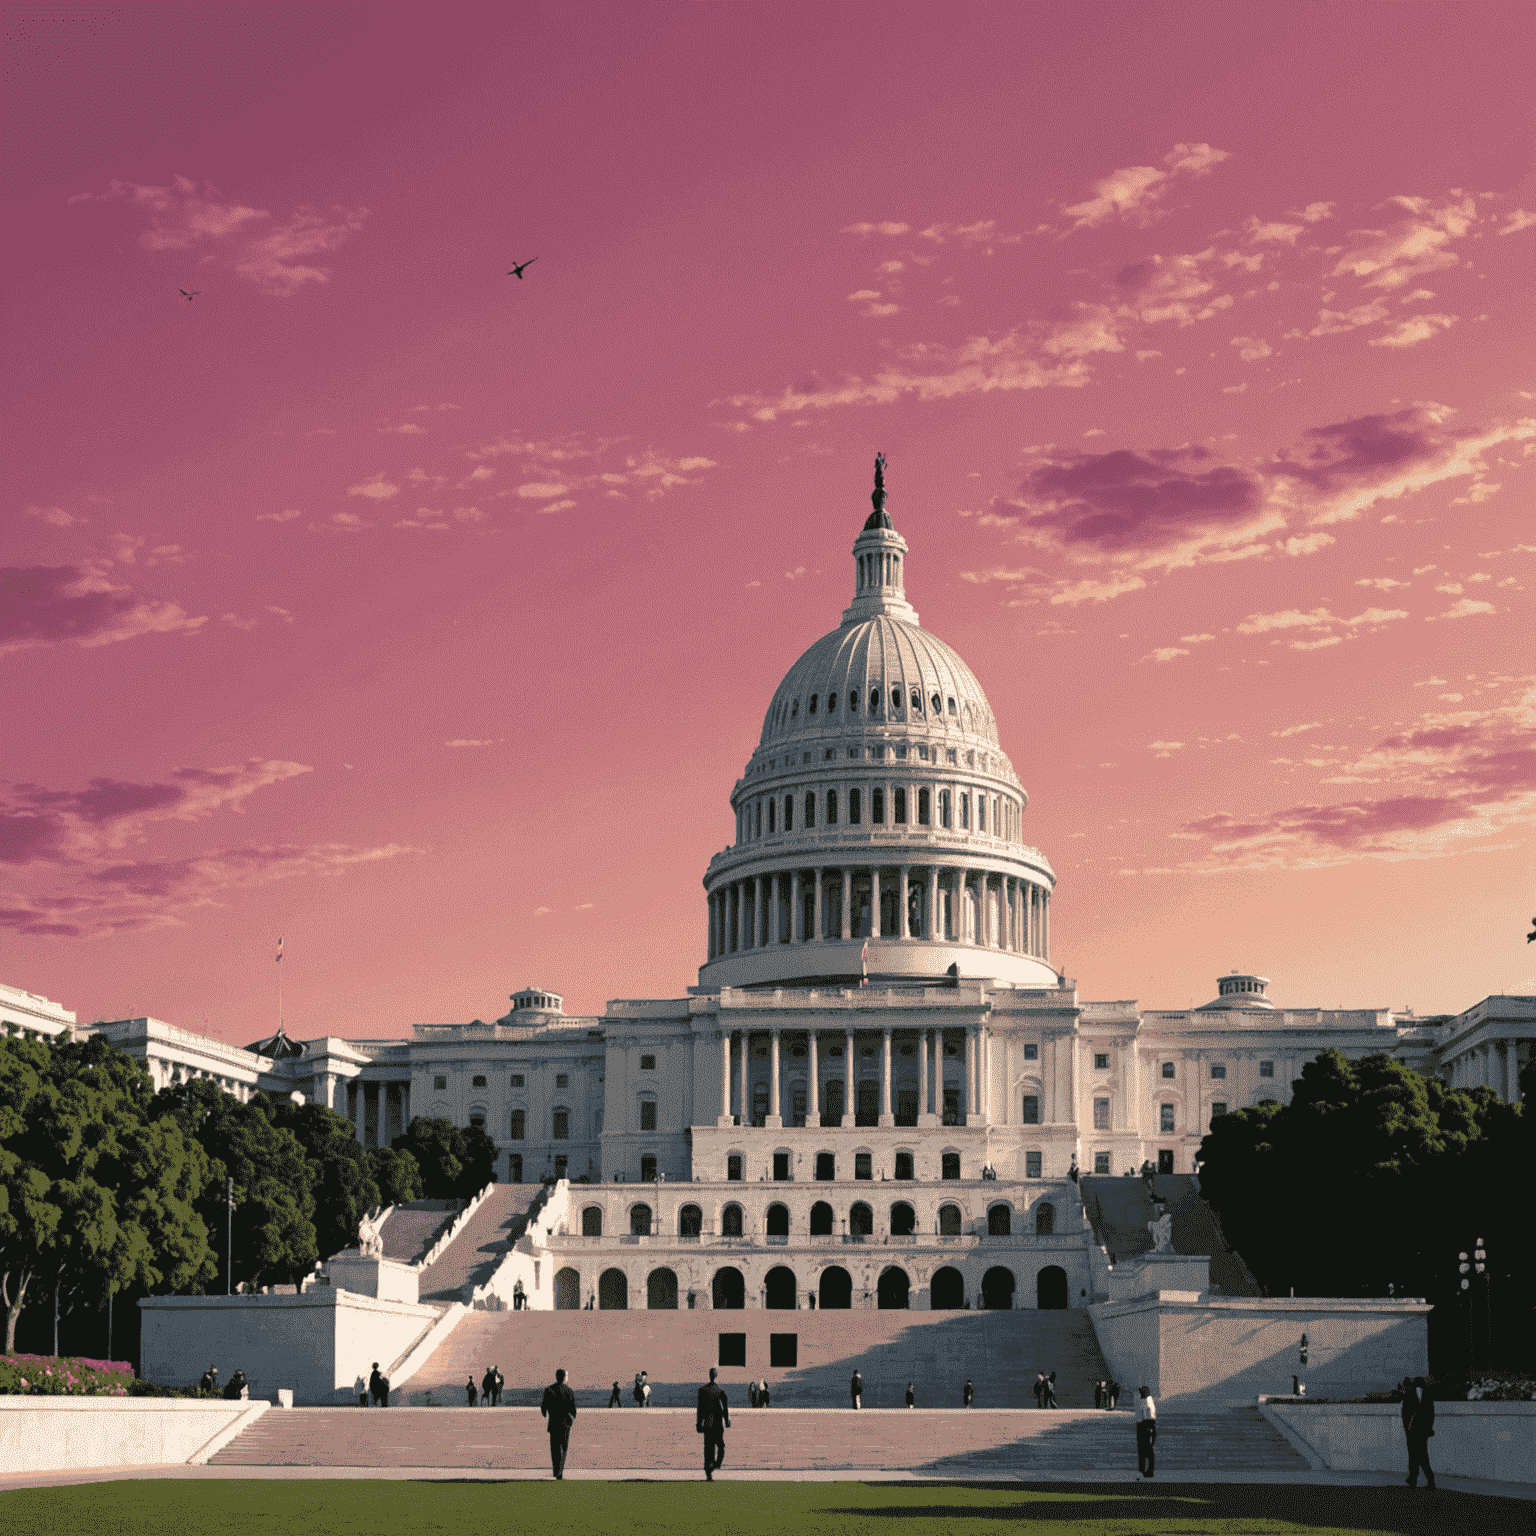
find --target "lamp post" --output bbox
[1474,1238,1488,1371]
[226,1177,235,1295]
[1458,1250,1471,1369]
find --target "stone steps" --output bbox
[210,1405,1308,1473]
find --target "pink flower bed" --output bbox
[0,1353,134,1395]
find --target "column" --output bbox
[768,875,779,945]
[898,865,910,940]
[706,894,714,959]
[919,1026,930,1120]
[962,1029,974,1122]
[927,866,939,940]
[814,868,824,941]
[352,1077,365,1144]
[1504,1040,1517,1103]
[720,1031,732,1123]
[737,1033,749,1123]
[843,1029,855,1126]
[879,1027,893,1125]
[768,1030,782,1127]
[790,870,802,942]
[870,867,882,937]
[841,867,853,940]
[980,1030,989,1120]
[754,875,765,948]
[808,1033,819,1123]
[1043,889,1050,959]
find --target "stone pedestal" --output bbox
[326,1250,420,1304]
[1105,1251,1210,1302]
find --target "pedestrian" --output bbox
[905,1382,915,1408]
[1135,1386,1157,1478]
[224,1368,249,1401]
[696,1366,731,1481]
[850,1369,863,1409]
[748,1379,759,1408]
[492,1366,504,1407]
[540,1367,578,1480]
[1045,1371,1058,1409]
[376,1371,390,1407]
[1406,1377,1436,1491]
[633,1371,646,1407]
[1109,1380,1121,1410]
[758,1378,770,1408]
[963,1379,975,1407]
[1094,1380,1104,1410]
[641,1374,652,1407]
[465,1374,478,1407]
[1032,1370,1047,1408]
[608,1380,623,1407]
[481,1366,496,1406]
[199,1364,219,1395]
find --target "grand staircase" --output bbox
[209,1404,1307,1474]
[412,1185,543,1303]
[1080,1175,1259,1295]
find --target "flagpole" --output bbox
[276,936,284,1033]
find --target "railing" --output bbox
[541,1229,1076,1251]
[413,1181,496,1272]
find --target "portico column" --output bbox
[808,1033,819,1123]
[964,1028,977,1124]
[790,870,802,942]
[754,875,765,948]
[919,1027,932,1122]
[841,868,853,939]
[843,1029,856,1126]
[768,1030,782,1127]
[720,1031,732,1123]
[352,1077,365,1144]
[898,865,910,940]
[814,868,824,941]
[879,1027,894,1125]
[927,866,939,940]
[1043,889,1050,959]
[737,1033,749,1123]
[870,867,882,937]
[767,876,778,944]
[1504,1040,1517,1102]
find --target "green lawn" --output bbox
[1,1481,1527,1536]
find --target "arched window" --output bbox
[599,1268,628,1310]
[768,799,776,834]
[893,786,907,823]
[870,686,881,713]
[815,1151,835,1180]
[940,789,951,828]
[872,787,885,824]
[784,796,793,831]
[790,699,798,718]
[638,1095,656,1131]
[947,697,956,714]
[721,1203,744,1237]
[849,1201,873,1236]
[509,1109,525,1140]
[987,1204,1011,1236]
[554,1267,581,1310]
[552,1107,569,1140]
[508,1154,522,1182]
[766,1202,789,1236]
[891,686,902,713]
[931,692,942,714]
[826,789,838,824]
[890,1201,915,1236]
[713,1266,745,1310]
[877,1266,910,1310]
[981,1266,1016,1310]
[917,788,930,825]
[827,691,837,712]
[647,1267,678,1310]
[894,1151,914,1180]
[938,1203,963,1235]
[810,1200,834,1235]
[911,688,922,714]
[819,1265,852,1309]
[765,1265,797,1310]
[679,1204,702,1237]
[941,1151,960,1180]
[849,690,859,712]
[582,1205,603,1236]
[808,694,818,715]
[805,791,816,827]
[849,787,862,824]
[1034,1202,1055,1235]
[630,1204,652,1236]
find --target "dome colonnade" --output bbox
[701,469,1056,991]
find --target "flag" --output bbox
[860,940,868,974]
[275,937,284,963]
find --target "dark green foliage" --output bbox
[149,1080,318,1289]
[1199,1048,1533,1373]
[367,1144,425,1207]
[262,1096,382,1262]
[391,1116,498,1202]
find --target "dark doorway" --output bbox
[810,1200,834,1236]
[857,1080,879,1126]
[599,1268,628,1310]
[679,1204,702,1237]
[1034,1202,1054,1235]
[822,1081,844,1126]
[941,1151,960,1179]
[815,1151,835,1180]
[849,1201,873,1236]
[718,1332,747,1367]
[582,1206,602,1236]
[1158,1148,1174,1175]
[877,1266,910,1309]
[890,1201,916,1236]
[765,1265,797,1309]
[647,1268,678,1309]
[554,1267,581,1310]
[982,1266,1016,1310]
[819,1266,853,1309]
[938,1204,962,1235]
[894,1151,914,1180]
[987,1204,1011,1236]
[773,1151,790,1181]
[766,1202,789,1236]
[930,1265,964,1310]
[769,1333,798,1367]
[896,1089,918,1126]
[630,1204,652,1236]
[1037,1265,1068,1310]
[722,1204,744,1237]
[713,1267,745,1310]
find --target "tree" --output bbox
[150,1081,319,1289]
[368,1145,424,1208]
[262,1097,381,1262]
[391,1116,497,1202]
[0,1035,214,1353]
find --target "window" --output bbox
[1093,1052,1109,1070]
[872,787,884,824]
[770,1333,798,1368]
[849,787,861,824]
[433,1075,447,1091]
[640,1100,657,1131]
[554,1154,567,1179]
[640,1054,655,1070]
[510,1109,525,1140]
[1160,1103,1175,1133]
[870,686,881,713]
[1025,1151,1042,1179]
[1259,1060,1274,1078]
[773,1151,790,1181]
[938,1203,962,1234]
[509,1154,522,1182]
[768,799,776,834]
[754,801,761,837]
[947,697,956,714]
[941,1151,960,1180]
[931,693,942,714]
[790,699,798,718]
[918,787,930,824]
[1211,1103,1228,1123]
[552,1109,569,1140]
[942,1086,959,1126]
[892,687,902,713]
[1094,1151,1111,1174]
[809,694,818,714]
[1034,1201,1054,1234]
[470,1114,485,1131]
[556,1073,569,1088]
[940,789,951,828]
[727,1154,743,1181]
[849,690,859,712]
[911,688,922,713]
[1092,1097,1110,1130]
[827,692,837,713]
[639,1156,657,1182]
[784,796,793,831]
[582,1206,603,1236]
[1161,1062,1175,1079]
[894,1151,913,1180]
[511,1073,524,1087]
[719,1333,747,1367]
[680,1204,702,1237]
[472,1075,487,1088]
[815,1152,835,1180]
[960,792,969,829]
[978,796,986,832]
[1210,1063,1227,1080]
[849,1202,873,1235]
[894,786,907,823]
[826,789,837,824]
[1022,1094,1040,1125]
[854,1152,872,1180]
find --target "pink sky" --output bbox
[4,2,1534,1043]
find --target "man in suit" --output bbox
[1406,1377,1436,1490]
[696,1366,731,1480]
[540,1367,578,1479]
[1135,1386,1157,1478]
[850,1369,863,1409]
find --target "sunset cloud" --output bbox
[1059,143,1229,233]
[1368,313,1458,348]
[1,565,204,659]
[1329,194,1476,290]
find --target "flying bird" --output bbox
[180,289,200,301]
[507,259,537,279]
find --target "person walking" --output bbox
[905,1382,915,1408]
[633,1371,646,1407]
[199,1364,219,1395]
[608,1381,623,1407]
[963,1379,975,1407]
[492,1366,504,1407]
[1406,1377,1436,1490]
[748,1379,759,1408]
[1108,1380,1121,1410]
[1044,1371,1058,1409]
[1135,1386,1157,1478]
[480,1367,496,1407]
[1032,1370,1047,1408]
[850,1369,863,1409]
[696,1366,731,1480]
[540,1367,578,1479]
[465,1374,477,1407]
[1094,1380,1105,1410]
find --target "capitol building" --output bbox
[42,462,1533,1315]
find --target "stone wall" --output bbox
[0,1398,266,1475]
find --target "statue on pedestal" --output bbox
[1147,1205,1174,1254]
[357,1207,385,1259]
[871,452,888,516]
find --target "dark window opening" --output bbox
[718,1332,747,1365]
[641,1054,655,1070]
[894,1151,914,1179]
[870,687,881,713]
[727,1154,743,1182]
[931,693,942,714]
[784,797,793,831]
[947,697,956,714]
[809,694,818,714]
[1022,1094,1040,1125]
[872,787,885,824]
[810,1200,834,1235]
[849,1201,873,1235]
[722,1204,744,1236]
[890,1201,916,1236]
[987,1205,1011,1236]
[772,1152,790,1181]
[911,688,922,713]
[918,788,930,825]
[854,1152,872,1180]
[631,1203,653,1234]
[941,1152,960,1180]
[891,687,902,713]
[790,699,798,718]
[849,788,861,824]
[509,1154,522,1182]
[1034,1203,1055,1236]
[640,1100,656,1130]
[1023,1044,1038,1061]
[1024,1151,1041,1179]
[510,1110,525,1140]
[552,1109,569,1140]
[766,1202,789,1235]
[680,1204,702,1237]
[582,1206,603,1237]
[815,1152,835,1180]
[942,1088,959,1126]
[826,789,837,824]
[894,786,907,823]
[769,1333,798,1368]
[938,1203,962,1235]
[472,1075,487,1088]
[849,690,858,712]
[805,791,816,827]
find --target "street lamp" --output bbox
[1475,1238,1489,1371]
[1458,1250,1472,1367]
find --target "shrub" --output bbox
[0,1354,134,1397]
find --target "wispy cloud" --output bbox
[1056,143,1229,234]
[1,565,204,659]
